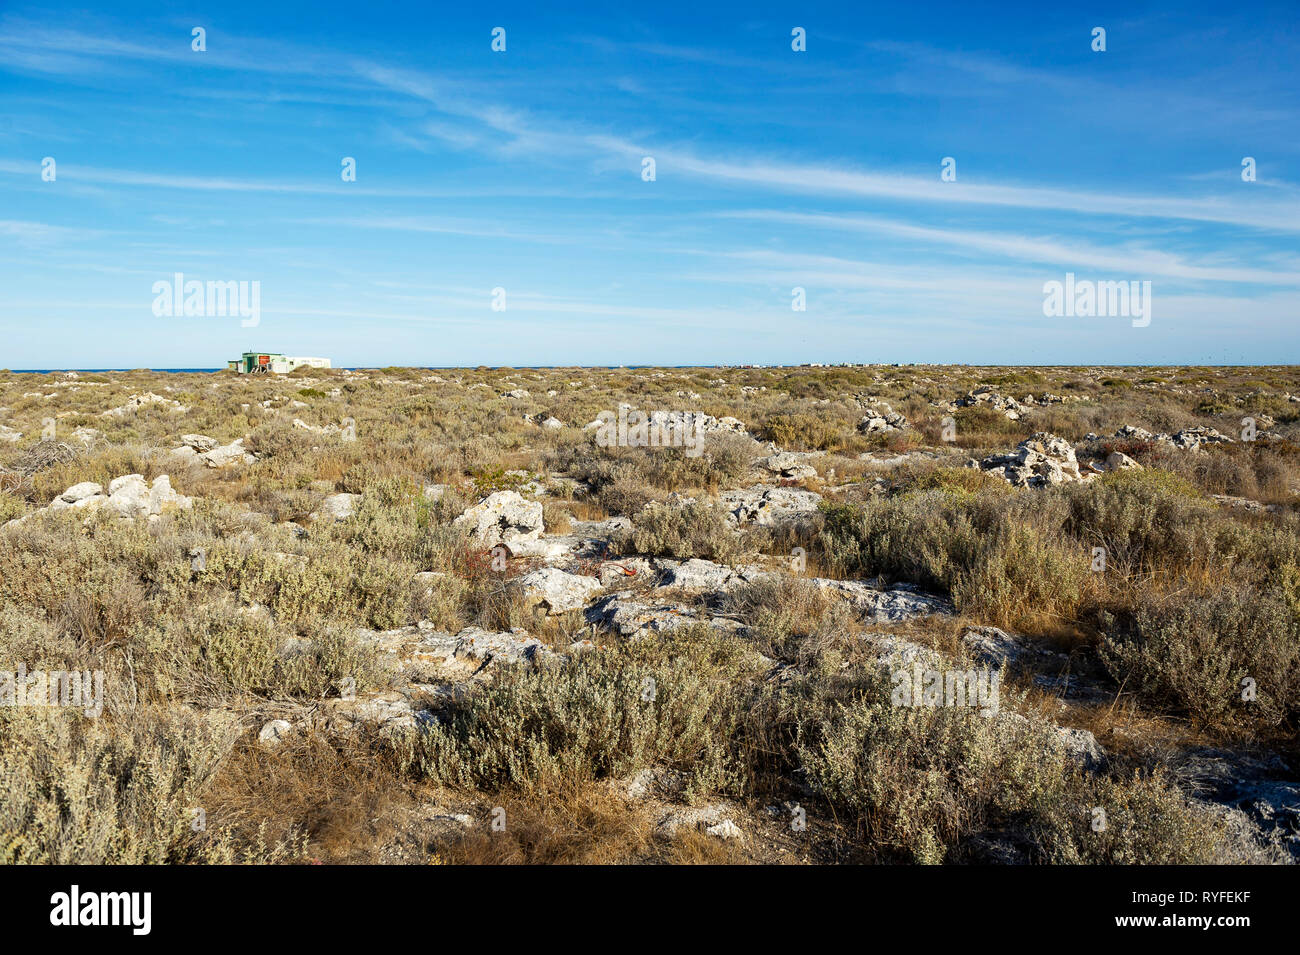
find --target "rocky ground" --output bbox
[0,364,1297,864]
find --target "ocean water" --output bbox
[8,365,766,373]
[11,368,221,374]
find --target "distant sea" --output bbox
[8,366,760,373]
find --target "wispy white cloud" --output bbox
[716,210,1300,284]
[0,159,589,199]
[0,219,106,244]
[644,150,1300,232]
[289,215,574,244]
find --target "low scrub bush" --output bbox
[631,500,745,563]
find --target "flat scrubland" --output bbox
[1,364,1298,865]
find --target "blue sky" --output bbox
[1,1,1298,368]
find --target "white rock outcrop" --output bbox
[453,490,544,548]
[311,492,360,522]
[101,392,187,417]
[172,434,256,468]
[755,451,819,480]
[517,568,602,614]
[978,433,1086,488]
[23,473,193,524]
[719,486,822,526]
[947,386,1026,420]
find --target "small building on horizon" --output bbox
[228,352,331,374]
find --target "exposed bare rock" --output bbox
[979,432,1086,487]
[204,439,256,468]
[1057,727,1107,772]
[948,386,1026,420]
[517,567,603,614]
[24,473,192,525]
[258,719,294,746]
[586,591,744,638]
[1170,426,1232,451]
[101,392,187,417]
[51,481,103,507]
[961,626,1044,667]
[860,632,946,669]
[173,436,256,468]
[356,622,553,674]
[451,626,550,665]
[292,418,341,436]
[1212,494,1280,514]
[181,433,218,452]
[704,819,745,841]
[311,492,360,522]
[597,557,653,587]
[961,626,1111,704]
[655,804,743,841]
[1169,747,1300,862]
[719,485,822,527]
[329,693,421,732]
[656,558,769,592]
[811,579,952,622]
[1112,424,1233,453]
[453,490,544,547]
[856,400,909,433]
[621,766,690,801]
[755,451,819,480]
[582,408,749,438]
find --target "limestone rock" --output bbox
[655,804,740,841]
[719,486,822,527]
[292,418,341,436]
[38,474,188,522]
[1057,727,1107,772]
[597,557,652,587]
[1170,426,1232,452]
[312,492,360,522]
[704,819,745,841]
[518,567,602,614]
[755,451,819,480]
[810,579,952,622]
[451,626,549,665]
[587,591,744,639]
[856,401,909,433]
[51,481,103,507]
[979,432,1085,487]
[202,438,256,468]
[258,719,293,746]
[453,490,544,547]
[948,386,1026,420]
[101,392,187,417]
[181,433,218,452]
[656,558,768,593]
